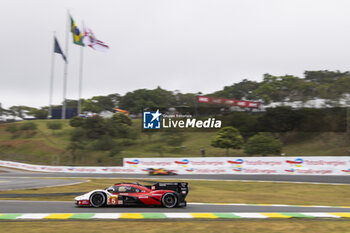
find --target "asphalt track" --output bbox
[1,166,350,214]
[1,167,350,185]
[1,200,349,213]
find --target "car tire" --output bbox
[90,192,106,208]
[161,193,178,208]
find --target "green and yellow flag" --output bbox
[70,16,84,46]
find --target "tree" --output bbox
[211,79,259,100]
[118,87,177,113]
[258,106,302,132]
[81,94,120,113]
[244,133,282,156]
[31,108,48,119]
[70,116,85,127]
[110,113,132,126]
[211,126,244,155]
[227,112,259,138]
[107,113,137,139]
[9,106,35,118]
[83,115,106,139]
[67,128,86,163]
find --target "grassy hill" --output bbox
[0,119,349,166]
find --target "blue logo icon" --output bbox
[143,110,162,129]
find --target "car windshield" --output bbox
[107,185,144,193]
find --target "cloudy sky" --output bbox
[1,0,350,108]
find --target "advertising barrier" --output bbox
[124,157,350,175]
[1,156,350,175]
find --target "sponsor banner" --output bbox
[196,96,260,108]
[124,157,350,175]
[1,156,350,175]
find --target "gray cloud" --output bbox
[1,0,350,108]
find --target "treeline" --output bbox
[223,107,346,138]
[2,70,350,117]
[212,70,350,104]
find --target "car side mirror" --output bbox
[107,188,114,193]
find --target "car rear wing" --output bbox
[148,182,189,197]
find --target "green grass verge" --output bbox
[1,178,350,206]
[1,220,350,233]
[1,120,350,167]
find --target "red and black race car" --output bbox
[75,182,188,208]
[147,168,177,175]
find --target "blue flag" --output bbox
[54,36,67,62]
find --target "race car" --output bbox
[75,182,188,208]
[147,168,177,175]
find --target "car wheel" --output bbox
[161,193,178,208]
[90,192,106,207]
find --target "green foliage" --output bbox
[70,116,85,127]
[83,116,106,139]
[20,122,37,130]
[32,109,48,119]
[67,128,86,157]
[304,70,349,84]
[162,131,186,147]
[5,124,18,133]
[46,121,63,131]
[258,106,301,132]
[70,128,86,142]
[9,106,35,118]
[244,132,282,156]
[67,141,86,156]
[82,94,120,113]
[93,135,116,151]
[211,126,244,155]
[110,113,132,126]
[227,112,259,138]
[109,146,123,157]
[258,107,346,133]
[211,79,259,100]
[67,113,137,156]
[107,114,137,139]
[149,144,166,156]
[118,87,177,113]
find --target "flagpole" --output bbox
[49,32,56,119]
[78,21,84,115]
[62,10,70,120]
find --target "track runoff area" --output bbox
[1,167,350,220]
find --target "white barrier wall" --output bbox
[124,157,350,175]
[1,157,350,175]
[0,160,138,174]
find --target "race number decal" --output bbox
[108,195,118,205]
